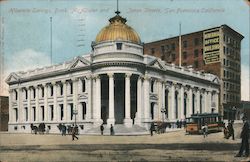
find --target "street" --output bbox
[0,128,249,162]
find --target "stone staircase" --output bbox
[84,124,149,136]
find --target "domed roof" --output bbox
[95,12,141,44]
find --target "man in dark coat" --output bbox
[227,120,235,140]
[235,117,249,157]
[150,122,155,136]
[100,124,104,135]
[72,126,79,141]
[110,124,114,136]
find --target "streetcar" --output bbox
[185,113,224,134]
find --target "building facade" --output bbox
[6,11,220,134]
[0,96,9,131]
[144,25,244,119]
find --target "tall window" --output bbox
[175,91,178,119]
[183,41,187,48]
[165,89,169,118]
[151,48,155,55]
[41,106,44,121]
[192,94,195,114]
[194,38,199,46]
[41,87,44,98]
[60,104,63,120]
[82,79,86,92]
[194,49,199,57]
[70,103,74,120]
[82,102,86,120]
[171,43,175,50]
[25,107,28,121]
[14,108,18,122]
[50,105,54,121]
[33,107,36,121]
[151,80,155,92]
[70,82,73,94]
[60,84,63,95]
[50,85,53,96]
[25,89,28,100]
[33,88,36,99]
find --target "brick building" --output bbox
[144,25,244,119]
[0,96,9,131]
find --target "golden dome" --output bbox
[95,13,141,44]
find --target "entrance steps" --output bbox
[84,124,149,136]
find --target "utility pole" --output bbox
[179,22,182,67]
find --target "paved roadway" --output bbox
[0,129,250,162]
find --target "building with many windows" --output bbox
[6,11,220,134]
[144,25,244,119]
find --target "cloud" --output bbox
[0,49,50,96]
[241,64,250,101]
[6,48,50,73]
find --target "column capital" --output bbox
[85,74,92,80]
[107,72,114,78]
[125,73,132,78]
[143,75,150,81]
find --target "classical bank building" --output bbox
[6,11,220,134]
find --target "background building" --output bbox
[0,96,9,131]
[144,25,244,119]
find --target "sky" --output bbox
[0,0,249,101]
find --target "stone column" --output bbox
[214,91,219,113]
[207,91,212,113]
[135,76,142,126]
[124,73,132,127]
[188,87,193,117]
[17,88,22,122]
[63,80,67,121]
[35,86,39,122]
[73,78,78,122]
[143,76,150,122]
[196,89,200,114]
[27,88,31,122]
[52,82,57,121]
[107,73,115,127]
[157,80,162,121]
[44,84,48,121]
[170,84,175,121]
[86,75,92,120]
[162,82,165,121]
[180,85,185,120]
[93,75,103,126]
[8,90,13,123]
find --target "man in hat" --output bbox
[235,116,249,157]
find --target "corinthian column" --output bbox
[196,89,200,114]
[52,82,57,121]
[124,73,132,127]
[107,73,115,127]
[135,76,142,126]
[143,75,150,122]
[93,75,103,126]
[86,75,92,120]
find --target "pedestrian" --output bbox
[61,124,66,136]
[235,116,249,157]
[110,124,114,136]
[202,123,208,138]
[227,120,235,140]
[100,124,104,135]
[72,126,79,141]
[150,122,155,136]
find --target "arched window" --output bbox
[175,91,178,119]
[151,80,155,92]
[82,79,86,92]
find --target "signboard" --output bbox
[203,28,220,64]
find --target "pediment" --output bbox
[148,59,166,70]
[5,73,20,83]
[212,76,220,84]
[68,57,91,70]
